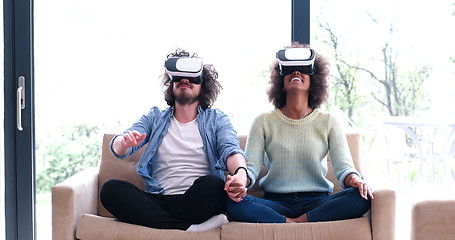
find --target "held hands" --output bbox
[224,173,248,202]
[349,174,374,200]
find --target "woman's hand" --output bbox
[348,174,374,200]
[224,174,248,202]
[225,154,250,202]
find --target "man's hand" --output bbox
[120,130,147,148]
[112,130,146,156]
[225,154,250,202]
[224,174,247,202]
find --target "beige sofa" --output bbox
[411,199,455,240]
[52,133,396,240]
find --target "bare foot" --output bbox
[286,218,297,223]
[286,213,308,223]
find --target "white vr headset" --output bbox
[165,57,204,84]
[276,48,316,76]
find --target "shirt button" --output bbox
[139,165,143,168]
[160,135,164,138]
[152,151,155,154]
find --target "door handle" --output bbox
[17,76,25,131]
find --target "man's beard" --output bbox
[173,89,199,106]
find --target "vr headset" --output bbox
[276,48,316,76]
[165,57,204,84]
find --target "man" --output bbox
[100,49,251,231]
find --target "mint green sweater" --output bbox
[246,108,359,194]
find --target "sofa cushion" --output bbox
[76,214,221,240]
[220,217,371,240]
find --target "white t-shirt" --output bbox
[153,116,210,195]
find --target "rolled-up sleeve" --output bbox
[109,107,160,159]
[213,111,246,171]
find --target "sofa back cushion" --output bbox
[98,134,146,217]
[98,133,361,217]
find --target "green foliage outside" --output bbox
[36,124,102,195]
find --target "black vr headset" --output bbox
[165,57,204,84]
[277,48,316,76]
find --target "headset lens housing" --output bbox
[277,48,315,76]
[165,57,204,84]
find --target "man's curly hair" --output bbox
[162,49,222,109]
[267,43,330,109]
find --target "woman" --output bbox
[226,43,373,223]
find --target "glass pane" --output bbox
[35,1,290,239]
[311,0,455,239]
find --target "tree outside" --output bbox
[316,21,366,125]
[311,1,455,204]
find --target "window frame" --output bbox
[4,0,36,239]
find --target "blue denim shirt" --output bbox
[110,106,245,194]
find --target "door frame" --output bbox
[4,0,35,239]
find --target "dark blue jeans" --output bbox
[226,188,371,223]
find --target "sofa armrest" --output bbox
[52,166,99,240]
[411,200,455,240]
[370,189,396,240]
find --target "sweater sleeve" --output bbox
[327,115,360,188]
[244,115,266,188]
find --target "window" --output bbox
[311,1,455,239]
[34,1,291,238]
